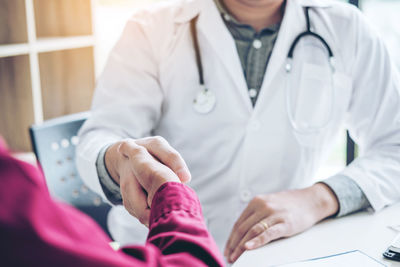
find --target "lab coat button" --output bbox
[249,88,258,98]
[253,39,262,49]
[223,14,231,21]
[240,190,252,202]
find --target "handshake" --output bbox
[105,137,192,225]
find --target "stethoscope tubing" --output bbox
[190,6,336,134]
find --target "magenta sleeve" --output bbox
[122,182,225,267]
[0,144,224,267]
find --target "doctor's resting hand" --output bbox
[105,137,192,225]
[225,183,339,263]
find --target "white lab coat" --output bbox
[77,0,400,250]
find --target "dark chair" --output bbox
[29,112,111,236]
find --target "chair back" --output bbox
[29,112,111,235]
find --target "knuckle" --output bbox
[252,195,267,208]
[152,136,166,145]
[133,145,147,155]
[252,196,269,210]
[121,140,145,156]
[260,202,271,212]
[121,139,135,148]
[252,195,263,203]
[119,141,130,152]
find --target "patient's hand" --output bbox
[224,183,339,263]
[105,138,187,226]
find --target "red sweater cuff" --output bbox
[149,182,202,225]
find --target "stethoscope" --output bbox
[190,15,217,114]
[191,7,335,134]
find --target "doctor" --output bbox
[77,0,400,264]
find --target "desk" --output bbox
[234,203,400,267]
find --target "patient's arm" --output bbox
[0,144,224,267]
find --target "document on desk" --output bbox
[278,250,385,267]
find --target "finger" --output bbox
[225,212,262,257]
[136,137,191,183]
[224,207,255,257]
[228,218,279,263]
[244,223,287,250]
[118,139,146,160]
[225,197,271,257]
[234,203,256,229]
[224,204,256,257]
[120,169,151,226]
[230,196,266,235]
[118,140,177,187]
[227,221,265,263]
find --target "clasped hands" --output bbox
[105,137,339,263]
[105,137,191,226]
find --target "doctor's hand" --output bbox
[224,183,339,263]
[105,137,191,225]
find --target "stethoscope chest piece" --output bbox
[193,86,216,114]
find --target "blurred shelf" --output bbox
[0,0,28,45]
[34,0,93,38]
[0,43,30,58]
[0,36,95,58]
[36,36,95,53]
[39,47,95,120]
[0,0,95,152]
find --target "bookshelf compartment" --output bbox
[34,0,93,38]
[0,0,28,44]
[0,55,34,151]
[39,47,95,120]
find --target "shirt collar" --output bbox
[213,0,281,33]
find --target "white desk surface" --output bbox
[234,203,400,267]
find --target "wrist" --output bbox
[104,142,123,184]
[307,183,339,221]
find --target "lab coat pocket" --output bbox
[289,62,334,148]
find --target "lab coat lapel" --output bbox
[197,0,253,113]
[254,0,307,113]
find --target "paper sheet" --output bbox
[278,251,385,267]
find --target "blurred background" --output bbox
[0,0,399,180]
